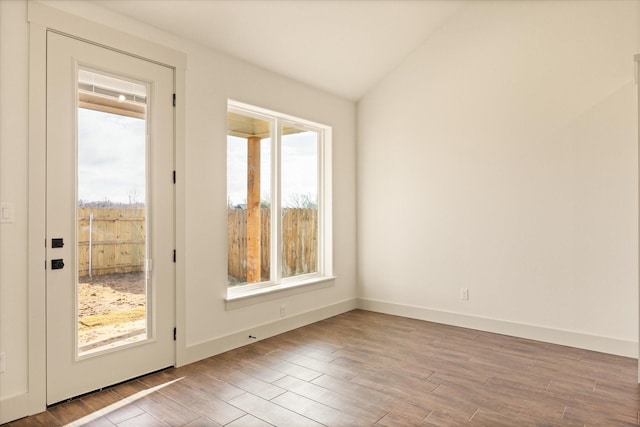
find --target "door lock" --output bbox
[51,259,65,270]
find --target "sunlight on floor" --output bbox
[64,377,183,426]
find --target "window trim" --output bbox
[226,100,333,302]
[225,275,337,310]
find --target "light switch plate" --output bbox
[0,203,13,223]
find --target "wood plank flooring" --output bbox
[5,309,640,426]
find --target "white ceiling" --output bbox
[93,0,465,100]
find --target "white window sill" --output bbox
[225,276,336,310]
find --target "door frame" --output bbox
[27,1,186,416]
[636,52,640,384]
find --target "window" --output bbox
[226,101,332,298]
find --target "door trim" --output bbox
[27,1,186,417]
[636,52,640,384]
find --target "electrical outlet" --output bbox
[460,288,469,301]
[0,352,6,373]
[280,304,287,317]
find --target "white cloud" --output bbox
[78,108,146,204]
[227,132,317,207]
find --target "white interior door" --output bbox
[46,31,175,405]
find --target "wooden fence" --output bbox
[77,206,317,281]
[78,207,146,277]
[227,208,318,284]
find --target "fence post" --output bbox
[89,212,93,278]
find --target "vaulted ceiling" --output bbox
[93,0,465,101]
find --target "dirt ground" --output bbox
[78,271,146,317]
[78,271,147,352]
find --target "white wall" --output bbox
[0,0,30,405]
[0,1,357,421]
[358,0,640,355]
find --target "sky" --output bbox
[77,108,146,205]
[78,107,318,208]
[227,131,318,208]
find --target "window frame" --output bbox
[226,100,333,303]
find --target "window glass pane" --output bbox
[281,125,318,279]
[227,112,271,286]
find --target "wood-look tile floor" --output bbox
[5,309,640,426]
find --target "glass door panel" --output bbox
[77,69,149,356]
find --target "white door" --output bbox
[46,31,175,405]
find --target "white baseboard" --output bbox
[357,298,638,358]
[178,298,358,367]
[0,392,30,424]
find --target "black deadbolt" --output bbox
[52,238,64,248]
[51,259,64,270]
